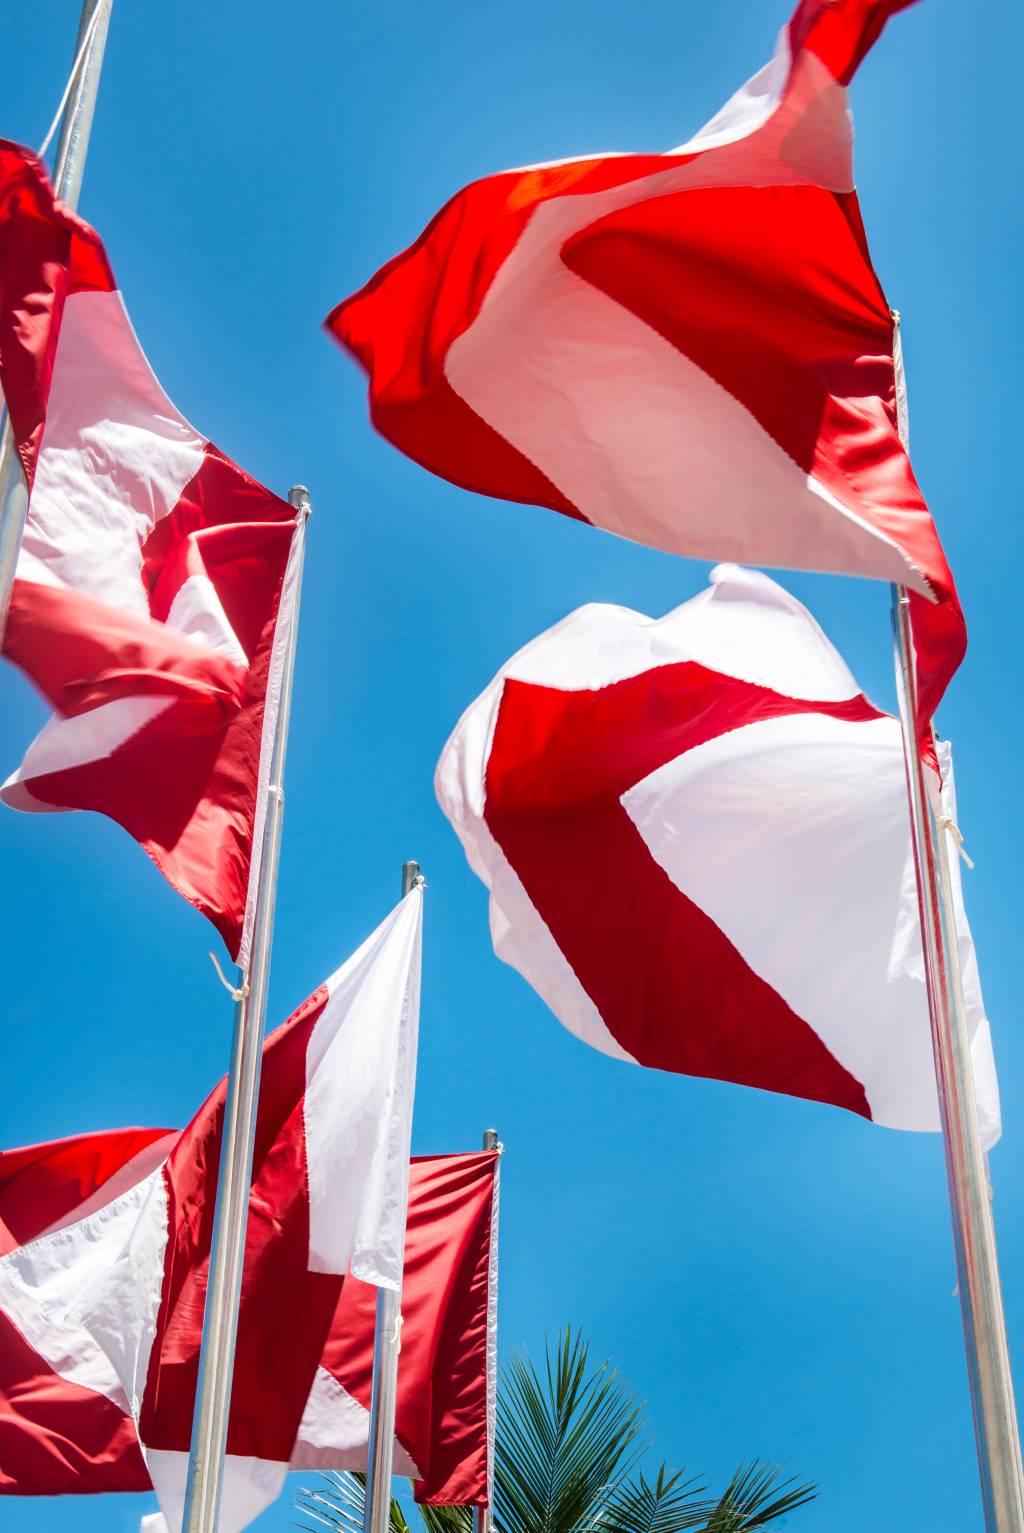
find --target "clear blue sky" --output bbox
[1,1,1022,1528]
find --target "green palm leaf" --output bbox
[294,1335,816,1533]
[599,1465,711,1533]
[494,1328,645,1533]
[698,1463,816,1532]
[295,1470,410,1533]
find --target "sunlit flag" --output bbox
[0,139,298,960]
[0,889,439,1533]
[328,0,961,730]
[436,564,998,1143]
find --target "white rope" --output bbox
[37,0,107,161]
[390,1311,404,1350]
[938,815,975,871]
[208,951,250,1003]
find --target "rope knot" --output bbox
[938,815,975,871]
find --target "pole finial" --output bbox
[288,485,312,519]
[482,1128,500,1152]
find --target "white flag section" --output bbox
[436,564,999,1146]
[0,887,423,1533]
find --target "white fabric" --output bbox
[621,712,940,1133]
[165,575,249,667]
[306,884,423,1284]
[1,696,175,811]
[144,1449,289,1533]
[0,1168,168,1410]
[19,290,206,613]
[4,286,254,818]
[436,564,862,1067]
[237,511,305,968]
[290,1365,420,1477]
[436,565,1001,1145]
[443,47,919,594]
[936,741,1001,1148]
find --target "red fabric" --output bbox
[3,448,295,958]
[328,155,689,523]
[0,143,297,957]
[0,1127,173,1257]
[0,1104,497,1503]
[138,985,342,1463]
[0,140,113,484]
[323,1150,498,1504]
[484,661,882,1115]
[327,0,961,732]
[788,0,919,84]
[0,1312,149,1494]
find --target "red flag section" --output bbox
[0,139,297,960]
[0,892,495,1520]
[436,564,999,1143]
[328,0,962,729]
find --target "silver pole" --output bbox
[891,586,1024,1532]
[181,487,311,1533]
[363,860,422,1533]
[476,1129,500,1533]
[0,0,113,641]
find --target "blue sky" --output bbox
[2,0,1022,1528]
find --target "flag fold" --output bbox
[328,0,962,725]
[0,889,493,1533]
[436,563,998,1144]
[0,138,297,959]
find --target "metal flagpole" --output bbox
[363,859,424,1533]
[476,1127,501,1533]
[891,588,1024,1533]
[0,0,113,641]
[889,312,1024,1533]
[181,486,311,1533]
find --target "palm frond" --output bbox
[418,1506,474,1533]
[698,1463,816,1532]
[494,1327,645,1533]
[295,1469,411,1533]
[599,1465,714,1533]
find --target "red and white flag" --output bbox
[328,0,962,728]
[436,564,998,1144]
[0,140,298,960]
[0,888,442,1532]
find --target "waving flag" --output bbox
[436,565,998,1144]
[0,889,431,1533]
[0,139,298,960]
[329,0,962,727]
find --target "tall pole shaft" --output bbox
[181,488,310,1533]
[891,587,1024,1532]
[0,0,113,641]
[363,860,422,1533]
[889,309,1023,1531]
[475,1128,501,1533]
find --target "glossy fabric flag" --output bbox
[329,0,962,729]
[0,889,436,1533]
[436,565,998,1145]
[0,139,298,961]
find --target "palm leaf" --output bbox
[295,1470,411,1533]
[494,1328,645,1533]
[418,1506,474,1533]
[698,1463,816,1532]
[599,1465,713,1533]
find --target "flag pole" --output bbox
[890,315,1024,1533]
[0,0,113,641]
[476,1127,501,1533]
[181,486,311,1533]
[363,859,424,1533]
[891,587,1024,1532]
